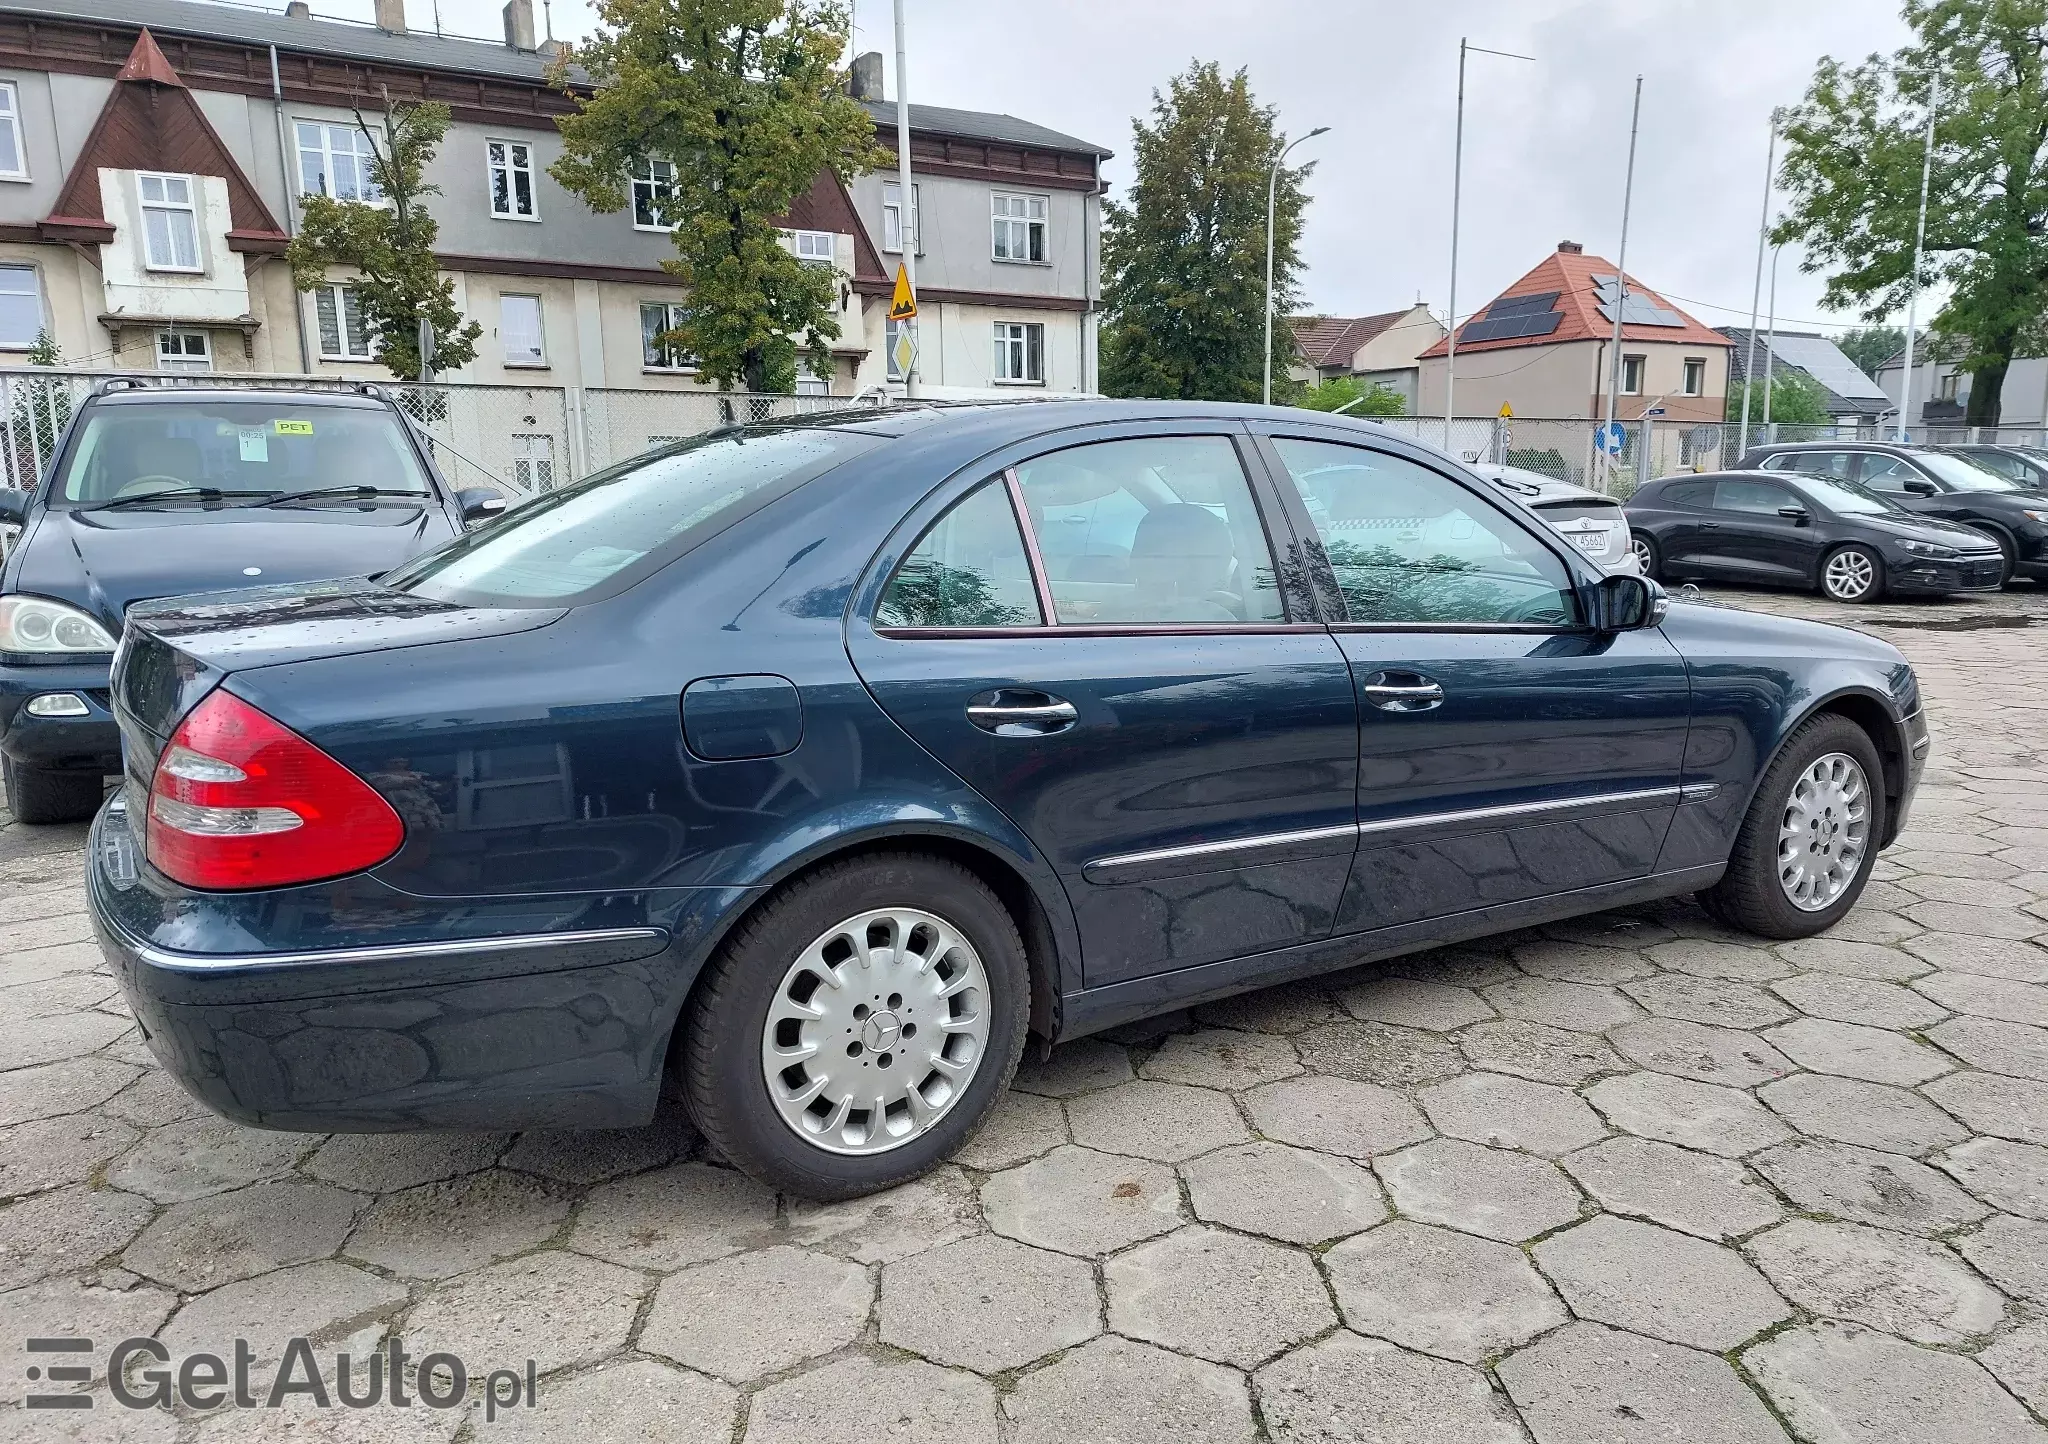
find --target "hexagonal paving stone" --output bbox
[10,1008,133,1071]
[1979,1317,2048,1417]
[123,1180,361,1292]
[1751,1138,1991,1235]
[304,1132,509,1193]
[1191,979,1340,1035]
[1761,1017,1952,1086]
[1480,975,1642,1032]
[1771,972,1949,1030]
[0,1111,139,1197]
[1513,939,1658,984]
[0,1275,176,1357]
[159,1260,406,1368]
[1926,1017,2048,1081]
[1005,1335,1254,1444]
[745,1355,996,1444]
[950,1088,1067,1171]
[1745,1320,2041,1444]
[1745,1217,2005,1346]
[1182,1140,1385,1244]
[1063,1080,1248,1163]
[1105,1225,1333,1368]
[1500,1321,1791,1444]
[1254,1333,1522,1444]
[1903,900,2044,940]
[1387,946,1522,990]
[486,1358,737,1444]
[786,1167,981,1263]
[346,1169,570,1279]
[497,1111,695,1185]
[981,1144,1181,1257]
[1645,937,1793,982]
[1240,1074,1432,1159]
[1913,971,2048,1025]
[1901,933,2048,982]
[1011,1038,1132,1097]
[1338,977,1495,1031]
[566,1162,776,1270]
[1456,1018,1623,1086]
[403,1249,646,1379]
[104,1116,313,1204]
[194,1392,455,1442]
[1417,1071,1607,1157]
[1935,1136,2048,1218]
[879,1234,1097,1372]
[1958,1213,2048,1304]
[639,1245,870,1384]
[1620,974,1794,1030]
[1137,1028,1303,1090]
[1374,1137,1582,1243]
[1533,1215,1788,1351]
[100,1071,210,1128]
[1560,1137,1782,1240]
[1323,1219,1566,1364]
[1773,937,1930,982]
[1921,1070,2048,1145]
[1585,1071,1791,1157]
[1758,1073,1968,1155]
[1296,1020,1466,1086]
[0,1057,140,1127]
[1608,1018,1793,1087]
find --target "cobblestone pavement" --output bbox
[5,583,2048,1442]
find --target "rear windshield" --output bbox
[382,426,875,607]
[55,401,432,503]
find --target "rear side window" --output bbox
[1712,479,1796,514]
[877,480,1042,628]
[1659,481,1716,509]
[1776,450,1853,479]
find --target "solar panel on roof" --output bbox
[1592,277,1683,328]
[1485,292,1560,318]
[1765,334,1889,402]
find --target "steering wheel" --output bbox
[112,475,194,499]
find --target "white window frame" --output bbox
[1681,357,1705,397]
[640,301,693,373]
[991,191,1049,264]
[1621,353,1646,396]
[294,120,382,203]
[138,173,202,273]
[487,138,539,221]
[993,321,1045,385]
[796,357,831,396]
[499,293,546,368]
[155,330,212,372]
[790,230,836,266]
[313,284,375,361]
[0,264,42,350]
[882,180,919,255]
[511,433,556,492]
[0,82,28,182]
[630,158,677,231]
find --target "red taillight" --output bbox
[145,690,404,891]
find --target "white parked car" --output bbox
[1468,463,1640,574]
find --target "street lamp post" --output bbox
[1264,126,1329,406]
[1445,38,1534,451]
[1897,73,1941,442]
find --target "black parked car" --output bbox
[1737,440,2048,585]
[1626,469,2006,602]
[0,381,506,823]
[1933,442,2048,491]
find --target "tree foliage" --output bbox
[551,0,885,394]
[1295,375,1406,416]
[1730,369,1834,426]
[1774,0,2048,424]
[286,97,480,381]
[1099,62,1312,402]
[1834,323,1906,378]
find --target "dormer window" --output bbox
[139,173,201,272]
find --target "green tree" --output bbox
[1729,369,1833,425]
[1774,0,2048,424]
[1295,376,1406,416]
[550,0,884,394]
[1099,62,1312,402]
[287,97,480,381]
[1834,323,1905,378]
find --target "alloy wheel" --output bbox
[1776,751,1871,911]
[1822,549,1875,600]
[1631,535,1655,574]
[759,907,990,1155]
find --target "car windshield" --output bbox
[1917,451,2028,492]
[1784,473,1899,516]
[383,426,876,607]
[55,401,432,504]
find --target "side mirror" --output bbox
[0,490,26,527]
[1903,478,1938,496]
[1596,572,1668,632]
[1776,505,1811,523]
[456,486,508,525]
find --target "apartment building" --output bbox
[0,0,1107,396]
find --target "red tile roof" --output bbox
[1290,310,1412,367]
[1419,247,1731,358]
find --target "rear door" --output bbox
[847,422,1360,987]
[1253,426,1692,934]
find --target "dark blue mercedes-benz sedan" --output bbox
[85,400,1928,1198]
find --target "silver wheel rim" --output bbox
[1824,550,1874,599]
[761,907,991,1155]
[1777,751,1871,911]
[1632,536,1654,572]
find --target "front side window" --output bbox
[139,173,200,272]
[500,294,545,367]
[630,158,676,229]
[155,331,211,372]
[1912,450,2026,492]
[640,302,691,371]
[1780,450,1854,479]
[878,479,1041,628]
[992,192,1048,263]
[0,82,26,180]
[994,322,1044,384]
[1711,478,1796,515]
[882,180,919,254]
[1621,354,1645,395]
[1682,357,1705,396]
[487,139,537,220]
[0,264,41,348]
[295,121,381,202]
[314,285,373,360]
[1014,435,1286,625]
[1272,438,1579,626]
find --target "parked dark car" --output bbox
[0,381,505,823]
[1626,469,2006,602]
[1933,442,2048,491]
[1737,439,2048,584]
[88,401,1926,1199]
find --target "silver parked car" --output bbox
[1469,463,1640,574]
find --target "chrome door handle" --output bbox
[966,689,1078,736]
[966,702,1077,724]
[1362,672,1444,713]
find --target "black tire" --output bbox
[682,852,1030,1199]
[1703,713,1887,939]
[1819,544,1885,603]
[1630,532,1660,581]
[1987,530,2017,587]
[1,756,103,825]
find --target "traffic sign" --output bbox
[1498,402,1514,419]
[1644,406,1667,418]
[890,323,918,380]
[888,264,917,321]
[1594,421,1627,456]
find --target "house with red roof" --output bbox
[1287,302,1444,410]
[1417,241,1732,422]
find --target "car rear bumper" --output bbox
[0,660,120,772]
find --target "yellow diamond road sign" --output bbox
[888,264,917,321]
[891,324,918,380]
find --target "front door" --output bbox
[848,426,1360,987]
[1256,428,1693,934]
[1701,476,1815,584]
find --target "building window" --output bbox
[156,331,211,372]
[499,293,545,367]
[295,121,381,202]
[994,322,1045,384]
[1682,357,1705,397]
[314,285,374,360]
[992,192,1048,263]
[512,434,555,492]
[139,173,201,272]
[0,265,41,348]
[791,230,835,266]
[882,180,919,254]
[1621,354,1645,396]
[0,83,26,181]
[796,358,831,396]
[487,139,538,220]
[630,158,676,230]
[1937,371,1960,401]
[640,302,692,371]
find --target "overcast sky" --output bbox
[322,0,1915,335]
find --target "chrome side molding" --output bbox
[116,926,671,975]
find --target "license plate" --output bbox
[1569,531,1609,552]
